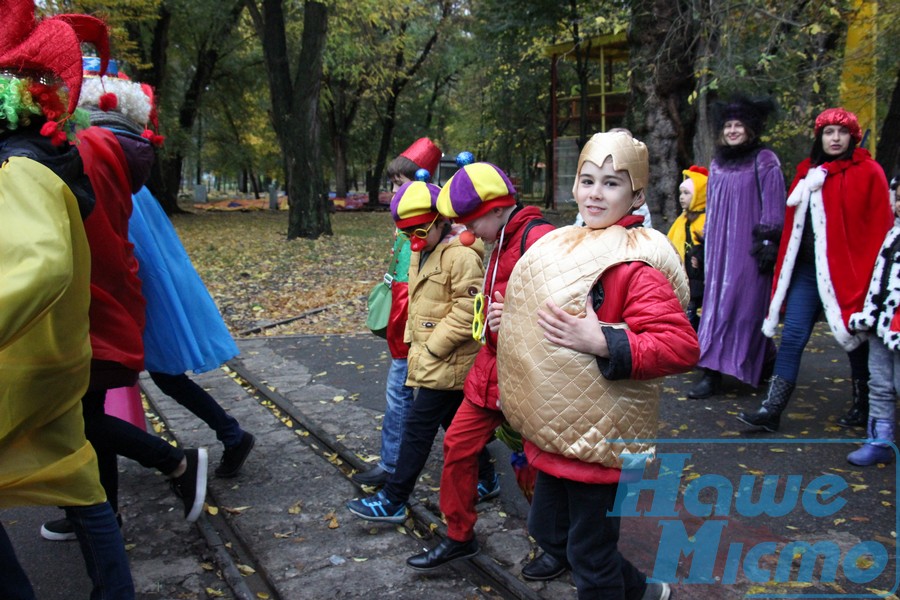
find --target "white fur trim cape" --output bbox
[848,220,900,351]
[761,166,864,350]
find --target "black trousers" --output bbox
[529,471,647,600]
[383,387,493,504]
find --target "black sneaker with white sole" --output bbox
[41,513,123,542]
[170,448,208,522]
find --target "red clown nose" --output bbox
[459,230,477,247]
[409,236,428,252]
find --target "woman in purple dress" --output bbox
[688,96,785,399]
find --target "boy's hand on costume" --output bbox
[487,291,504,332]
[537,298,608,357]
[690,255,699,269]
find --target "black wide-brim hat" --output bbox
[711,94,777,135]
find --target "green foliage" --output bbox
[48,0,161,68]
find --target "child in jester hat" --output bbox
[347,181,489,526]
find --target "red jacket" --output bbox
[772,149,892,334]
[463,206,554,410]
[78,127,147,373]
[525,215,699,484]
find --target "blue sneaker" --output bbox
[346,490,407,523]
[476,474,500,503]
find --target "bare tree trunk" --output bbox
[365,7,447,207]
[247,0,331,239]
[627,0,695,225]
[876,67,900,179]
[367,86,401,207]
[128,1,244,215]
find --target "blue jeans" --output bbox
[150,371,244,448]
[378,359,414,473]
[868,338,899,421]
[0,502,134,600]
[773,261,869,383]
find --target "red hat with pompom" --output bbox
[0,0,109,144]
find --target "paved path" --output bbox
[4,326,897,599]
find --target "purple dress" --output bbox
[697,147,785,386]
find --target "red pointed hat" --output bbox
[400,138,442,177]
[0,0,110,116]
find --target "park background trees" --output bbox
[57,0,900,238]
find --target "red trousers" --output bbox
[440,399,505,541]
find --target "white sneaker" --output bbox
[642,582,671,600]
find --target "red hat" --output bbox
[0,0,110,117]
[400,138,442,178]
[815,107,862,143]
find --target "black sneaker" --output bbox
[170,448,208,522]
[41,513,123,542]
[40,517,76,541]
[215,432,255,478]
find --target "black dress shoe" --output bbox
[351,466,389,486]
[406,537,479,571]
[521,552,568,581]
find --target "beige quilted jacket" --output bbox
[405,236,485,390]
[497,225,688,467]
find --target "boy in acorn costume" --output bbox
[347,181,489,523]
[497,130,699,599]
[406,162,562,578]
[353,137,443,487]
[846,176,900,466]
[666,165,708,330]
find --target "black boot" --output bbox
[687,369,722,399]
[837,378,869,428]
[737,375,795,432]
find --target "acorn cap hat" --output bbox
[574,131,649,195]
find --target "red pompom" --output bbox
[40,121,59,137]
[688,165,709,177]
[50,130,68,146]
[99,92,118,111]
[459,230,477,247]
[142,129,165,147]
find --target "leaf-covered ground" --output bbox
[172,210,396,336]
[173,206,577,337]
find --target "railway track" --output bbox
[140,352,544,600]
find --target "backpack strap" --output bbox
[520,218,553,255]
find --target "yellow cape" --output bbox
[0,157,105,508]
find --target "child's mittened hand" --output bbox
[537,296,609,357]
[487,291,504,331]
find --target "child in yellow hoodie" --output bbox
[667,165,708,330]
